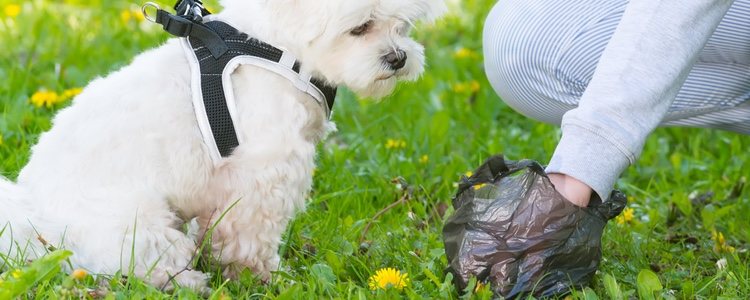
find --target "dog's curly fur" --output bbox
[0,0,444,291]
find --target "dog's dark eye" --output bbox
[350,20,373,36]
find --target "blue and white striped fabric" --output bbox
[483,0,750,134]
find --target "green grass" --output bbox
[1,0,749,299]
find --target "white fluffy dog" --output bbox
[0,0,444,291]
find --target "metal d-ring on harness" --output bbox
[142,0,337,162]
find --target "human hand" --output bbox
[548,173,593,207]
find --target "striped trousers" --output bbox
[483,0,750,134]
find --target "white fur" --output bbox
[0,0,445,291]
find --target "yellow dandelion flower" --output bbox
[30,90,60,108]
[714,230,725,245]
[11,269,22,279]
[120,10,132,23]
[131,9,145,22]
[473,183,486,190]
[469,80,480,93]
[385,139,406,149]
[615,207,634,225]
[71,269,88,280]
[368,268,409,290]
[452,82,468,93]
[453,47,476,59]
[62,87,83,99]
[453,81,480,94]
[464,171,473,177]
[712,230,735,253]
[119,8,145,23]
[419,155,429,164]
[4,4,20,18]
[385,139,396,149]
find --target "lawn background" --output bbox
[0,0,748,298]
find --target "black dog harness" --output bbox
[144,0,337,162]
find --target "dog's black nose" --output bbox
[383,50,407,70]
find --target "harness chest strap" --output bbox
[150,4,337,163]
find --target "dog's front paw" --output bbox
[147,268,210,293]
[222,264,271,284]
[222,255,278,284]
[221,263,243,281]
[222,263,270,283]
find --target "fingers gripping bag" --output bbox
[442,155,626,298]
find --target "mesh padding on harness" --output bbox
[188,21,337,157]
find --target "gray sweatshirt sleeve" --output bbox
[545,0,735,200]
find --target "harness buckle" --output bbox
[156,10,194,38]
[149,1,228,58]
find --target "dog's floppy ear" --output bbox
[296,0,332,45]
[270,0,332,45]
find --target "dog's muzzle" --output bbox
[383,50,407,70]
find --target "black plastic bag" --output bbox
[443,155,626,298]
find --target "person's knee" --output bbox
[482,1,579,125]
